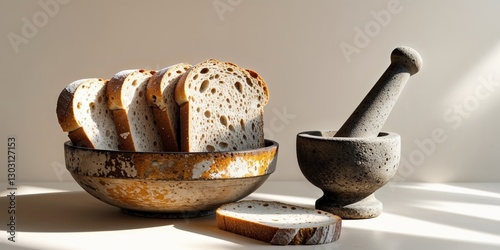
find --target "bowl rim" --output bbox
[64,139,279,181]
[64,139,279,154]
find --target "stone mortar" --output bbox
[296,46,422,219]
[297,131,400,219]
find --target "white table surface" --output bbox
[1,181,499,250]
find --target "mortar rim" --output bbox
[296,130,400,142]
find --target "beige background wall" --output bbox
[1,0,500,182]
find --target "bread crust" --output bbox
[111,109,135,151]
[56,86,79,132]
[178,102,191,152]
[217,212,279,243]
[67,127,94,148]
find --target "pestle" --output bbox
[334,46,422,138]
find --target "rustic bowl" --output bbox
[64,139,278,218]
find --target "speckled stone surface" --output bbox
[297,131,400,219]
[335,46,422,138]
[296,47,422,219]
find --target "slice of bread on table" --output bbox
[56,78,119,150]
[216,200,342,245]
[146,63,192,151]
[175,59,269,152]
[106,69,163,152]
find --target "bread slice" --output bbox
[175,59,269,152]
[146,63,192,151]
[56,78,119,150]
[106,69,163,152]
[216,200,342,245]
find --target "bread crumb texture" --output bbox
[179,59,269,152]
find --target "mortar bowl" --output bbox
[64,139,278,218]
[296,131,400,219]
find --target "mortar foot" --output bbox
[316,193,382,219]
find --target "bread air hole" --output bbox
[97,96,103,103]
[219,142,228,149]
[240,119,245,129]
[229,125,235,132]
[89,102,95,110]
[206,145,215,152]
[246,77,253,87]
[200,80,209,93]
[204,110,211,118]
[200,68,209,74]
[211,88,216,94]
[193,74,198,80]
[77,102,82,109]
[234,82,243,93]
[220,116,228,126]
[248,70,258,78]
[132,80,138,86]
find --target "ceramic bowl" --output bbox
[64,139,278,218]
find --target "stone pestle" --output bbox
[334,46,423,138]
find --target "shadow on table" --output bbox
[0,191,172,232]
[0,191,278,248]
[0,189,336,249]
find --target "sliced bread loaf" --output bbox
[216,200,342,245]
[146,63,192,151]
[56,78,119,150]
[175,59,269,152]
[106,69,163,152]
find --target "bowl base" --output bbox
[316,193,382,219]
[121,208,215,219]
